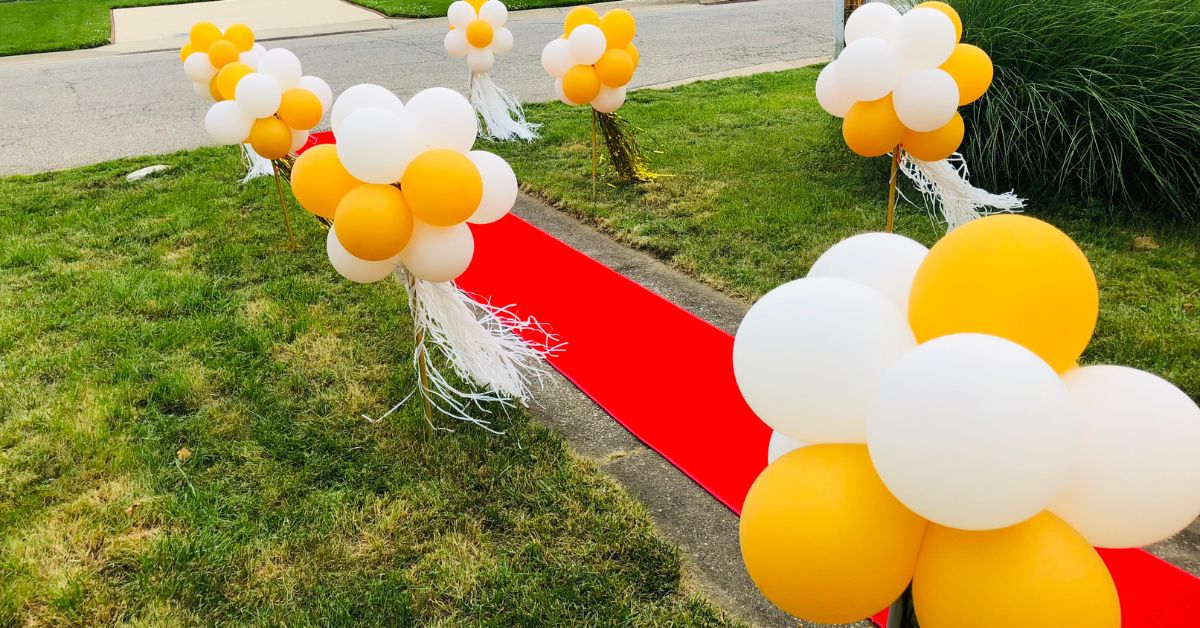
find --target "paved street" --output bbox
[0,0,830,175]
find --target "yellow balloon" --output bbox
[207,39,239,69]
[216,61,254,101]
[189,21,222,51]
[902,112,964,162]
[179,43,196,63]
[916,1,962,43]
[290,145,362,220]
[466,0,486,9]
[740,445,928,625]
[208,74,224,102]
[333,184,414,261]
[594,48,636,87]
[842,95,905,157]
[941,43,994,106]
[913,513,1120,628]
[401,149,483,227]
[564,6,601,35]
[624,42,639,67]
[908,214,1098,372]
[223,23,255,52]
[247,117,293,160]
[277,88,323,131]
[599,9,636,49]
[466,19,494,48]
[562,64,602,104]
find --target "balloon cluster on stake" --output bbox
[734,215,1200,627]
[818,2,1021,232]
[541,7,658,183]
[444,0,538,141]
[289,84,557,431]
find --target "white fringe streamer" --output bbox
[898,152,1025,231]
[469,73,540,142]
[241,144,274,182]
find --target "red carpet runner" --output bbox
[303,132,1200,626]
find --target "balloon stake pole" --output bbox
[271,161,297,250]
[886,584,918,628]
[590,108,599,199]
[886,146,901,234]
[404,270,436,438]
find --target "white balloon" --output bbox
[467,48,495,74]
[541,39,574,78]
[733,277,916,444]
[290,129,310,153]
[891,8,956,69]
[479,0,507,27]
[1052,366,1200,548]
[204,100,254,145]
[234,73,283,119]
[336,108,417,184]
[398,221,475,283]
[327,227,400,284]
[445,28,470,58]
[844,2,900,44]
[807,232,928,312]
[466,151,517,224]
[332,84,405,134]
[868,333,1077,530]
[834,37,900,102]
[447,1,476,29]
[193,81,214,102]
[298,76,333,112]
[568,24,606,66]
[492,27,513,54]
[404,87,478,152]
[554,79,579,106]
[239,43,266,68]
[892,68,959,132]
[183,52,216,83]
[767,431,807,465]
[256,48,303,89]
[815,62,856,118]
[591,85,626,113]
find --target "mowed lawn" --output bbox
[485,68,1200,402]
[0,0,212,56]
[347,0,603,18]
[0,150,736,625]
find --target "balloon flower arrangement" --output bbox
[734,215,1200,627]
[290,84,557,431]
[818,2,1022,231]
[444,0,538,141]
[540,7,657,183]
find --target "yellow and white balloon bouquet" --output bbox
[735,216,1200,627]
[289,84,555,430]
[444,0,537,141]
[819,2,1021,230]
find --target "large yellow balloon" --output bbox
[277,88,323,131]
[466,19,493,47]
[564,6,601,35]
[179,43,196,63]
[247,117,292,160]
[562,65,602,104]
[599,9,636,49]
[594,48,636,87]
[908,214,1098,372]
[740,445,928,625]
[466,0,486,9]
[207,39,239,69]
[208,75,224,102]
[216,61,254,101]
[189,22,222,51]
[400,149,483,227]
[223,23,255,52]
[333,185,415,261]
[902,112,963,162]
[625,43,640,67]
[290,145,362,220]
[843,95,905,157]
[913,513,1120,628]
[916,1,962,43]
[940,44,994,106]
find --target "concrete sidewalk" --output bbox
[112,0,385,45]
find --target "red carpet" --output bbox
[303,131,1200,626]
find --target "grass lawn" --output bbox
[0,150,736,625]
[347,0,604,18]
[0,0,211,57]
[484,67,1200,402]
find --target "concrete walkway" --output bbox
[112,0,384,44]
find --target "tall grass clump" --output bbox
[946,0,1200,220]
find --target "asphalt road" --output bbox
[0,0,831,175]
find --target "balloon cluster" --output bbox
[290,85,517,284]
[734,215,1200,627]
[444,0,514,74]
[541,7,639,113]
[180,21,265,101]
[817,2,994,162]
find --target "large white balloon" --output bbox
[568,24,607,66]
[733,277,916,444]
[844,2,900,44]
[814,62,856,118]
[892,68,959,132]
[332,84,405,134]
[239,43,267,68]
[447,1,475,28]
[1052,365,1200,548]
[336,108,416,184]
[327,227,400,284]
[479,0,507,27]
[204,100,254,145]
[445,28,470,58]
[891,8,957,69]
[807,232,928,312]
[492,27,514,54]
[404,87,478,152]
[399,221,475,283]
[467,48,495,74]
[466,151,517,224]
[868,333,1077,531]
[541,39,574,78]
[297,75,333,112]
[767,431,806,465]
[289,129,310,153]
[834,37,900,102]
[256,48,303,89]
[234,73,283,118]
[183,52,216,83]
[591,85,626,113]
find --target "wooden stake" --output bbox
[886,146,902,233]
[271,161,297,249]
[591,108,599,198]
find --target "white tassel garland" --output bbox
[241,144,275,182]
[897,152,1025,231]
[469,73,540,142]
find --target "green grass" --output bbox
[0,0,210,56]
[484,67,1200,400]
[0,150,738,625]
[347,0,604,18]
